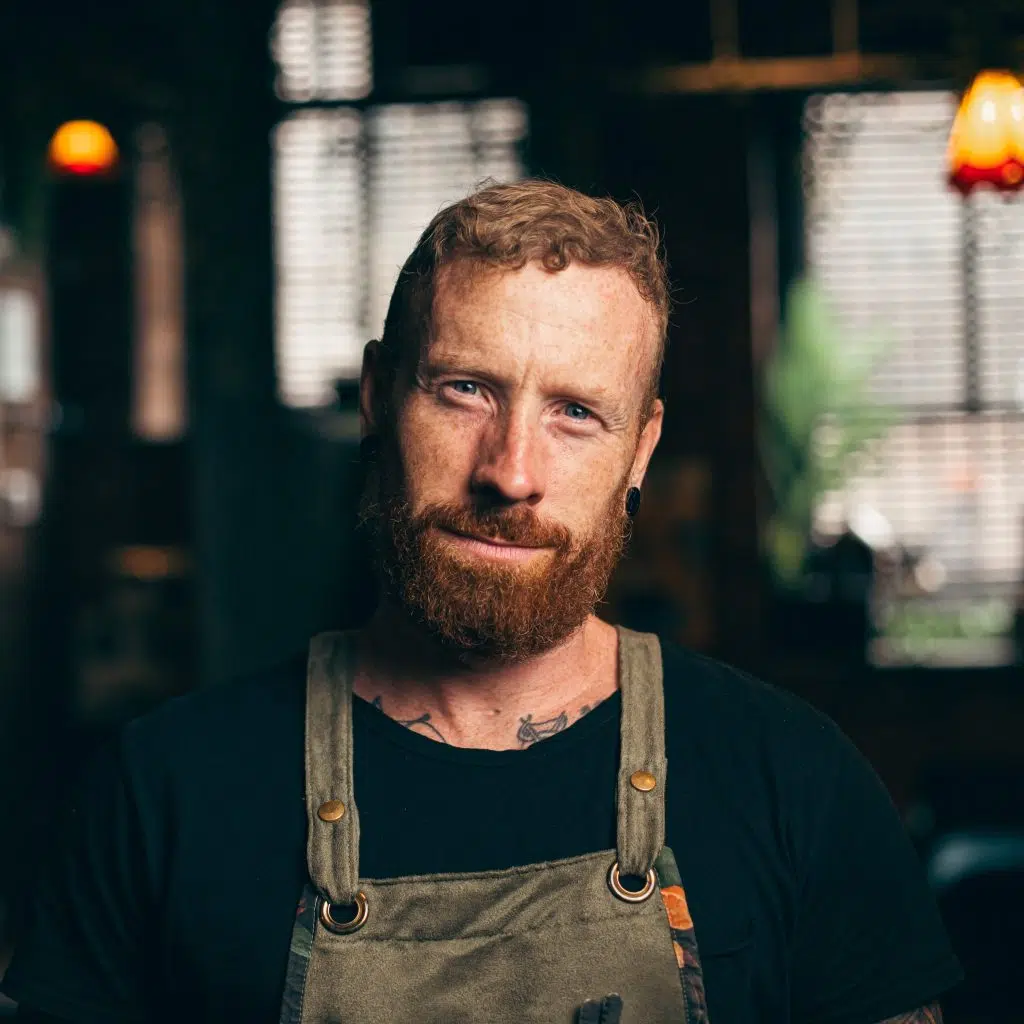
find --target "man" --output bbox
[4,180,960,1022]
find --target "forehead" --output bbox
[428,261,656,386]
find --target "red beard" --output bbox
[366,479,630,663]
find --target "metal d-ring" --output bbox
[317,891,369,934]
[608,862,658,904]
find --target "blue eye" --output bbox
[564,403,591,421]
[449,381,479,396]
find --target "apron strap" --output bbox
[614,627,667,877]
[303,626,665,896]
[305,630,361,905]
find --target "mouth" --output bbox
[438,528,551,563]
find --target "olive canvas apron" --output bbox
[278,627,710,1023]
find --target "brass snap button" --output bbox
[317,800,346,822]
[630,770,657,792]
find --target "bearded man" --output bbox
[4,181,960,1023]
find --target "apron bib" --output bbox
[278,627,709,1023]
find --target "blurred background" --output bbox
[0,0,1023,1018]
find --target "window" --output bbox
[132,125,187,441]
[0,273,43,527]
[270,0,528,408]
[803,91,1024,665]
[0,284,39,406]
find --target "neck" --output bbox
[352,603,620,750]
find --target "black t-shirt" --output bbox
[3,641,961,1023]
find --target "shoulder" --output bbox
[125,652,305,744]
[115,652,307,796]
[659,639,841,755]
[656,639,866,842]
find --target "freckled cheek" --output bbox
[549,441,623,493]
[397,410,480,502]
[543,451,627,528]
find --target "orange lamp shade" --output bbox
[47,120,119,176]
[948,71,1024,194]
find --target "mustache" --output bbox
[413,502,575,551]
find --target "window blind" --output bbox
[0,287,39,405]
[271,2,528,408]
[272,0,372,103]
[804,92,966,409]
[975,191,1024,408]
[366,100,528,339]
[803,91,1024,596]
[273,109,366,406]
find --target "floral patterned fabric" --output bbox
[279,884,317,1024]
[656,847,710,1024]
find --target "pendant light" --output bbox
[948,70,1024,194]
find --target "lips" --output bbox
[445,528,544,550]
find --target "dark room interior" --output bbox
[1,0,1023,1020]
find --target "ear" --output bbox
[359,340,386,437]
[628,399,664,488]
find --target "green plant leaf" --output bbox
[759,277,899,583]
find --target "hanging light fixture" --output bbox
[47,120,119,177]
[948,70,1024,194]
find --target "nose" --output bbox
[470,407,546,506]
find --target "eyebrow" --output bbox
[417,357,515,392]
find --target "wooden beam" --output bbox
[638,53,929,94]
